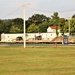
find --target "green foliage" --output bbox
[72,14,75,18]
[64,21,69,33]
[51,12,59,36]
[0,19,3,26]
[4,20,12,33]
[59,18,66,35]
[28,14,50,24]
[0,19,12,33]
[39,21,50,32]
[0,19,4,33]
[0,13,75,34]
[63,18,75,34]
[10,26,21,33]
[27,14,50,33]
[26,14,50,30]
[70,18,75,34]
[27,24,39,33]
[11,18,23,33]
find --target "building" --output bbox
[1,33,61,42]
[1,33,24,42]
[1,26,62,42]
[47,26,60,33]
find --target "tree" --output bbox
[27,24,39,33]
[26,14,50,29]
[0,19,3,26]
[0,19,12,33]
[0,24,5,33]
[11,18,23,33]
[0,18,23,33]
[39,22,50,32]
[59,18,65,35]
[70,18,75,34]
[51,12,59,37]
[3,20,12,33]
[63,18,75,34]
[72,14,75,18]
[0,19,4,33]
[64,21,68,33]
[10,26,21,33]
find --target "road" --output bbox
[0,43,75,47]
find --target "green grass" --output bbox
[0,46,75,75]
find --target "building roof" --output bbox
[50,26,60,29]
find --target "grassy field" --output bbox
[0,46,75,75]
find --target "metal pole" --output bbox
[23,5,26,48]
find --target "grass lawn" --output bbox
[0,46,75,75]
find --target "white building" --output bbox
[47,26,60,33]
[1,26,63,42]
[1,33,24,42]
[1,33,61,42]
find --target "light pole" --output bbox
[23,4,30,48]
[23,4,26,48]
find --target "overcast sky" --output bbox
[0,0,75,19]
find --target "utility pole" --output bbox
[23,4,26,48]
[23,4,29,48]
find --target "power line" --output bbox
[59,9,75,12]
[0,6,22,19]
[27,6,54,13]
[0,4,75,19]
[27,6,75,13]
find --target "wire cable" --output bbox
[27,6,75,13]
[0,4,75,19]
[0,6,22,19]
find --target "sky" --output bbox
[0,0,75,20]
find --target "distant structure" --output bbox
[47,26,60,33]
[1,26,70,42]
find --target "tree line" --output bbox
[0,12,75,35]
